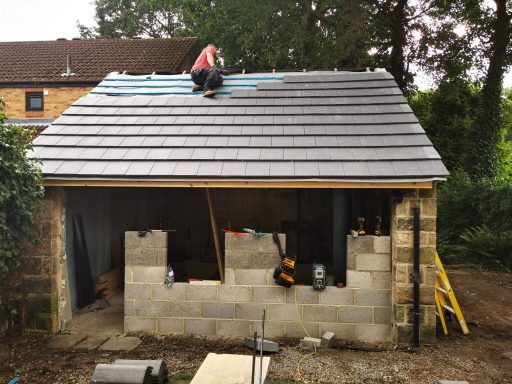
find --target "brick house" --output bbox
[26,70,448,346]
[0,38,199,128]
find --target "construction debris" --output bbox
[320,331,335,348]
[91,364,152,384]
[299,337,321,350]
[243,337,279,353]
[95,267,122,300]
[114,360,169,384]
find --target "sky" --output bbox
[1,0,511,89]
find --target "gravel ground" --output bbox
[0,268,511,384]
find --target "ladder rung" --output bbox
[436,287,447,294]
[442,304,455,314]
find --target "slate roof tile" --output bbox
[33,71,449,181]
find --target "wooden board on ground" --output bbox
[191,353,270,384]
[95,267,122,299]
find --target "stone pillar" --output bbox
[23,187,66,332]
[391,187,437,344]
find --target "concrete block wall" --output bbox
[125,232,394,345]
[391,188,437,344]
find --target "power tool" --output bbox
[312,264,326,291]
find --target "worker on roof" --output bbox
[190,43,228,97]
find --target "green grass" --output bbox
[169,373,298,384]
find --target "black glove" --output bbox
[219,69,230,76]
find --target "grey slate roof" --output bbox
[32,71,449,182]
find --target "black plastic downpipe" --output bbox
[412,207,421,347]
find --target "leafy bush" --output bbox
[460,225,512,268]
[437,170,512,266]
[0,97,43,331]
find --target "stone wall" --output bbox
[391,187,437,344]
[125,231,394,345]
[22,187,67,332]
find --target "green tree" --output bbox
[465,1,512,180]
[0,97,43,330]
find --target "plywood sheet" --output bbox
[191,353,270,384]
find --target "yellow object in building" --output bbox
[435,254,470,335]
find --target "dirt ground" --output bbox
[1,268,511,384]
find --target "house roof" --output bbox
[0,38,199,84]
[31,71,449,186]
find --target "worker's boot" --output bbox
[203,89,216,97]
[192,84,203,92]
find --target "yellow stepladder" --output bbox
[435,253,470,335]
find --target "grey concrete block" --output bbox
[184,319,216,335]
[225,250,281,269]
[252,286,286,303]
[286,286,319,304]
[354,289,391,306]
[347,251,356,269]
[347,235,373,254]
[284,322,319,338]
[157,318,184,334]
[125,247,166,266]
[252,320,286,338]
[373,236,391,253]
[268,303,302,321]
[125,266,133,283]
[225,268,236,285]
[346,270,371,288]
[319,323,356,341]
[338,306,373,324]
[152,283,185,301]
[125,284,151,300]
[168,302,202,318]
[235,268,267,285]
[225,233,285,252]
[303,305,337,323]
[218,285,251,302]
[217,320,251,337]
[370,272,391,289]
[300,337,321,350]
[321,331,335,348]
[124,317,156,333]
[203,303,234,319]
[132,266,166,284]
[236,303,268,320]
[134,300,168,317]
[185,284,218,302]
[143,231,168,248]
[373,307,392,325]
[319,287,354,305]
[124,231,141,249]
[354,324,392,343]
[355,253,391,271]
[124,301,135,316]
[244,337,279,353]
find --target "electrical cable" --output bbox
[294,286,317,384]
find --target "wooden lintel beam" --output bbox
[43,179,434,189]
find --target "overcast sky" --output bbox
[1,0,510,89]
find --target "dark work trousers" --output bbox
[191,67,223,91]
